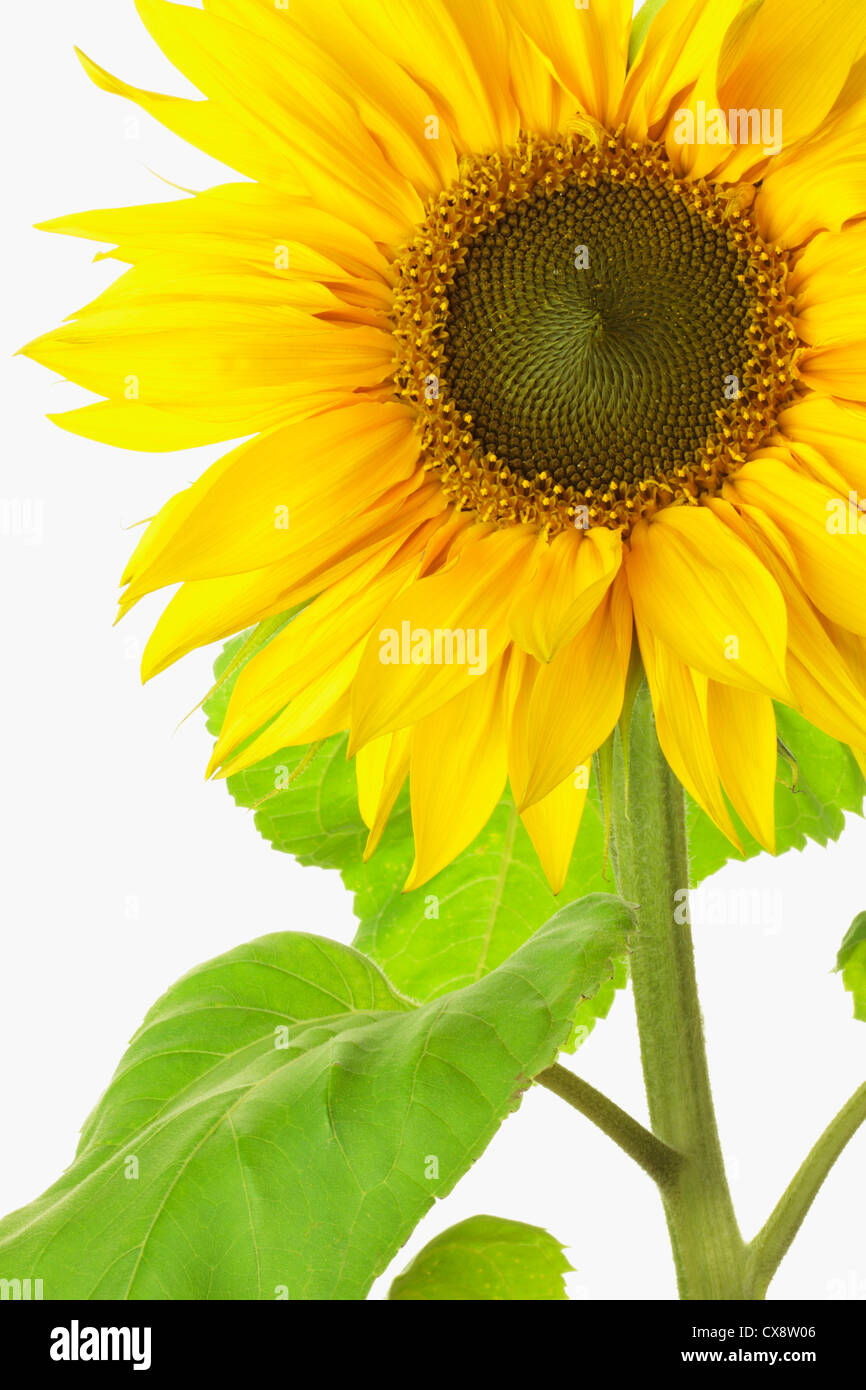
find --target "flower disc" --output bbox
[394,136,800,530]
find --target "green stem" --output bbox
[610,683,748,1299]
[745,1081,866,1298]
[537,1063,683,1188]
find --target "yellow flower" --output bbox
[25,0,866,892]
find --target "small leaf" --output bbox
[836,912,866,1022]
[0,898,631,1300]
[388,1215,573,1301]
[628,0,670,66]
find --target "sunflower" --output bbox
[26,0,866,894]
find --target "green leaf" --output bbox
[836,912,866,1022]
[687,706,866,887]
[0,898,631,1300]
[206,634,863,1006]
[347,797,617,1003]
[566,954,629,1053]
[387,1215,573,1301]
[204,635,628,1021]
[628,0,669,66]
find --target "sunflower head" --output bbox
[24,0,866,892]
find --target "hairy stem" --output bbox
[609,683,748,1299]
[746,1081,866,1298]
[537,1062,683,1188]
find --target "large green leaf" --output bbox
[388,1215,573,1301]
[0,898,631,1300]
[204,637,626,1032]
[836,912,866,1022]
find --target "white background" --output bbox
[2,0,864,1301]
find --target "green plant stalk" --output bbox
[610,682,748,1299]
[746,1080,866,1298]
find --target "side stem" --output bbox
[610,683,748,1299]
[746,1080,866,1298]
[537,1062,683,1188]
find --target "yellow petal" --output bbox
[505,0,631,129]
[507,23,575,137]
[74,47,305,191]
[794,223,866,344]
[356,733,393,830]
[503,645,536,812]
[133,0,422,243]
[37,182,389,285]
[620,0,742,142]
[799,343,866,400]
[341,0,520,154]
[646,0,749,179]
[64,247,387,322]
[214,645,361,777]
[520,773,588,897]
[140,487,444,678]
[639,626,740,846]
[509,526,623,663]
[360,729,412,861]
[789,628,866,754]
[777,395,866,496]
[23,298,393,442]
[717,0,866,157]
[791,221,866,303]
[404,661,508,891]
[710,496,866,750]
[204,0,461,203]
[47,400,249,453]
[726,457,866,635]
[213,550,418,769]
[626,505,791,700]
[349,525,538,753]
[760,439,850,496]
[757,132,866,246]
[707,683,777,852]
[515,573,633,810]
[121,402,420,598]
[799,299,866,350]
